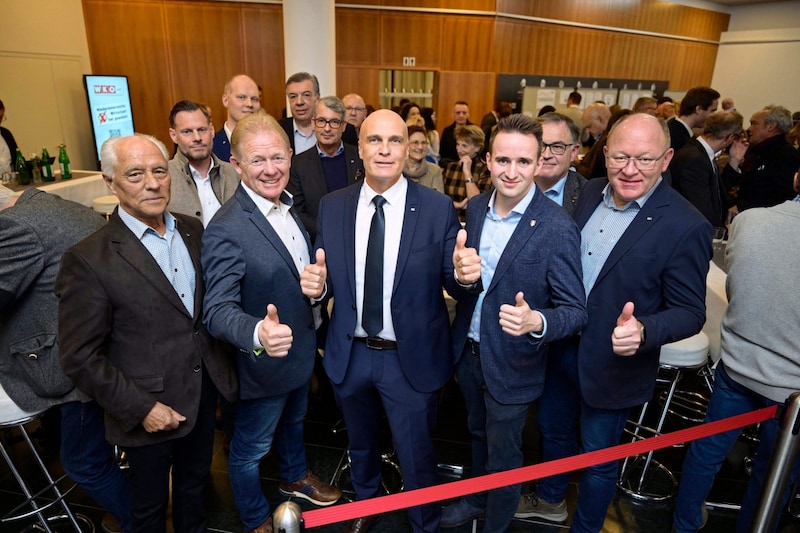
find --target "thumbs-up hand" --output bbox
[300,248,327,299]
[611,301,642,356]
[258,304,293,357]
[453,229,481,284]
[498,291,543,336]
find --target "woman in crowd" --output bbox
[443,124,490,219]
[421,107,440,163]
[404,125,444,192]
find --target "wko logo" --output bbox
[93,85,117,94]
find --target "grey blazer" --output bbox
[0,189,106,412]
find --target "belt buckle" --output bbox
[365,337,384,350]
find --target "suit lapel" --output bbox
[174,215,204,321]
[344,184,360,302]
[108,215,191,317]
[392,180,420,293]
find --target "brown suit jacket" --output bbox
[56,210,237,446]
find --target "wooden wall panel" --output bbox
[498,0,729,42]
[380,13,443,69]
[241,4,286,119]
[436,71,495,133]
[83,0,173,148]
[337,10,381,66]
[337,67,382,109]
[441,15,495,72]
[341,0,495,9]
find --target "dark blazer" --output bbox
[278,117,358,154]
[212,128,231,162]
[316,179,461,393]
[287,143,363,240]
[0,190,105,412]
[56,211,237,446]
[573,178,712,410]
[202,185,317,400]
[723,134,800,212]
[561,169,588,216]
[1,126,18,158]
[670,137,725,227]
[667,117,693,153]
[449,187,587,404]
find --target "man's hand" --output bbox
[612,301,642,356]
[257,304,293,357]
[727,137,748,170]
[142,401,186,433]
[300,248,326,298]
[499,292,543,336]
[453,229,481,284]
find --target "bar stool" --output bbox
[0,384,93,532]
[92,195,118,220]
[618,331,710,501]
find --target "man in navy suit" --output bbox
[301,110,461,533]
[441,115,587,531]
[203,112,340,533]
[212,74,261,162]
[516,114,712,532]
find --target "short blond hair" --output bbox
[230,110,290,160]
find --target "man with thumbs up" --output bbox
[202,112,340,533]
[441,114,587,531]
[518,113,712,532]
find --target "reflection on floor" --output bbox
[1,377,798,533]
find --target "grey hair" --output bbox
[761,105,793,134]
[314,96,346,120]
[100,134,169,180]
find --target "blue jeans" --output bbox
[60,401,132,532]
[673,363,800,533]
[537,338,581,504]
[228,382,309,530]
[455,342,531,532]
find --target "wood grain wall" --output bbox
[82,0,729,143]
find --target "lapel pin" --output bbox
[411,207,416,212]
[646,217,653,221]
[530,220,536,227]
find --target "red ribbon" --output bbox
[302,405,777,528]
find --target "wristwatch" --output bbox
[465,178,473,184]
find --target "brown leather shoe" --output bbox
[248,517,273,533]
[342,515,381,533]
[278,470,341,506]
[100,513,122,533]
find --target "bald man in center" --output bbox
[301,110,462,533]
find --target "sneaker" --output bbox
[441,498,485,528]
[514,492,568,522]
[279,470,341,506]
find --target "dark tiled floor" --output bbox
[1,377,799,533]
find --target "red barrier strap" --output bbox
[302,404,777,528]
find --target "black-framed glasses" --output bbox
[313,117,343,128]
[607,149,669,171]
[542,142,576,155]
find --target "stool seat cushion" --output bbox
[92,195,119,215]
[659,331,710,368]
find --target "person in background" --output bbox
[168,100,240,227]
[0,186,130,533]
[581,103,611,147]
[667,86,720,152]
[300,109,462,533]
[400,102,422,124]
[342,93,368,133]
[441,114,586,531]
[213,74,261,162]
[57,134,237,532]
[203,112,341,533]
[535,112,587,215]
[657,97,676,120]
[440,100,472,167]
[721,97,736,112]
[443,125,491,219]
[421,107,440,163]
[672,169,800,533]
[538,105,557,117]
[577,108,632,179]
[0,99,18,174]
[481,101,513,152]
[558,91,584,127]
[633,96,658,116]
[404,124,444,192]
[516,114,712,531]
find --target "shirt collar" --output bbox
[487,180,537,218]
[696,137,716,162]
[241,181,294,214]
[361,176,407,208]
[317,142,344,158]
[542,174,568,197]
[601,177,662,211]
[118,205,175,239]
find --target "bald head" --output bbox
[222,74,261,127]
[343,93,367,130]
[582,103,611,139]
[358,109,409,192]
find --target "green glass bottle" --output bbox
[15,149,31,185]
[41,147,54,182]
[58,144,72,180]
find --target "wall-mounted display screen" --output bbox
[83,74,135,165]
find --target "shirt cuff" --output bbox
[253,321,264,356]
[528,311,547,339]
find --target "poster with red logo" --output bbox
[83,75,135,164]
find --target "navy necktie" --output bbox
[363,195,386,337]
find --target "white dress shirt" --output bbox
[189,158,222,227]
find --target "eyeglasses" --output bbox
[542,142,576,155]
[345,106,366,113]
[607,149,669,171]
[313,117,343,128]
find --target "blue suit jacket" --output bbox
[212,128,231,162]
[573,178,712,409]
[202,185,316,400]
[450,188,587,404]
[316,179,461,393]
